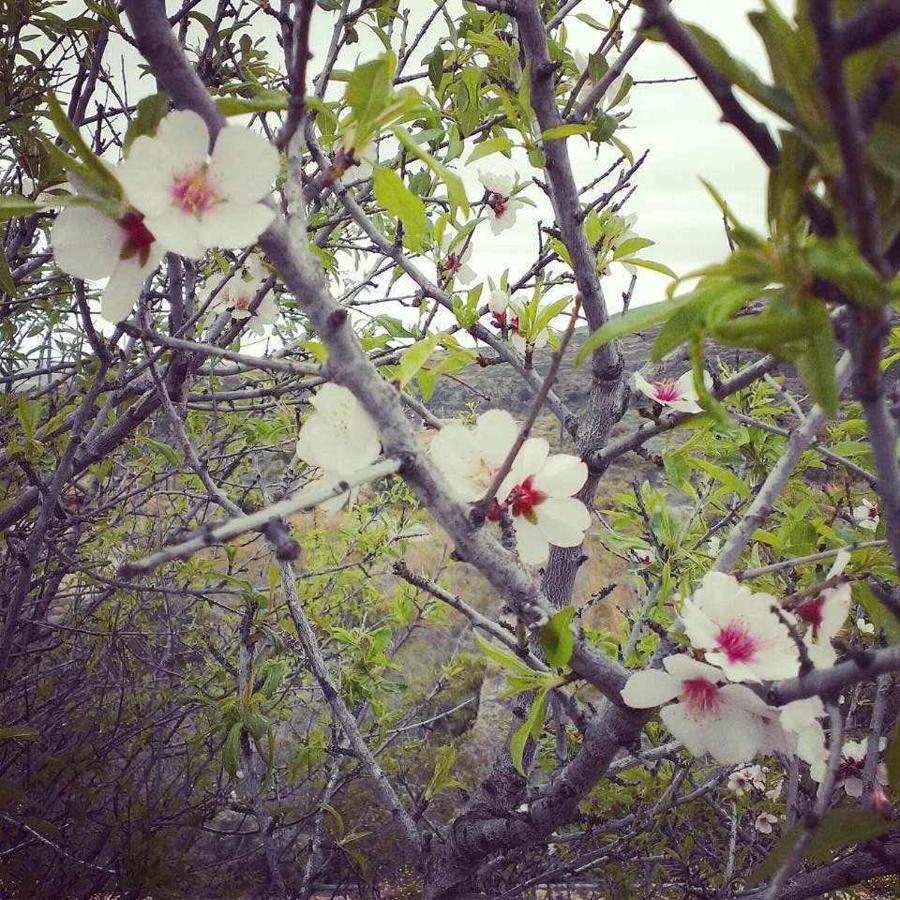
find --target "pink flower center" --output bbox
[118,210,155,266]
[868,506,878,520]
[653,380,681,403]
[445,253,460,274]
[488,191,508,218]
[796,595,825,637]
[508,475,547,522]
[491,310,507,329]
[233,294,251,311]
[681,677,720,713]
[715,622,759,664]
[171,166,219,215]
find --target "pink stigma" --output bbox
[508,475,547,520]
[653,380,681,403]
[445,254,460,274]
[171,166,218,215]
[681,677,720,713]
[796,595,825,637]
[488,192,508,218]
[715,623,758,664]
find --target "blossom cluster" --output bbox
[621,556,882,787]
[52,110,278,324]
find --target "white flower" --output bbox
[430,409,519,502]
[496,438,590,565]
[795,551,852,669]
[852,498,879,531]
[573,50,629,109]
[478,169,525,235]
[633,547,656,567]
[338,139,375,183]
[510,319,549,355]
[857,617,875,635]
[681,572,800,682]
[706,535,722,556]
[836,737,889,799]
[780,697,829,782]
[766,779,784,801]
[489,288,509,315]
[118,110,278,260]
[295,384,381,513]
[621,654,781,766]
[51,204,164,323]
[438,234,476,284]
[633,370,713,415]
[728,764,766,796]
[755,812,778,834]
[208,258,277,335]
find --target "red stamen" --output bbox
[796,595,825,638]
[715,623,759,664]
[118,211,155,266]
[171,166,218,215]
[681,677,720,713]
[508,475,547,521]
[653,380,681,403]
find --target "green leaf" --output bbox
[807,238,894,309]
[143,436,182,468]
[805,805,895,863]
[510,687,549,777]
[746,825,801,886]
[46,92,122,201]
[346,53,394,131]
[473,632,536,680]
[373,166,426,249]
[541,123,592,142]
[575,295,694,367]
[216,89,289,117]
[392,127,469,218]
[617,257,677,278]
[396,336,438,388]
[0,195,39,222]
[539,607,575,669]
[467,136,514,164]
[688,457,749,498]
[0,247,15,296]
[124,92,169,152]
[0,726,40,741]
[613,237,654,258]
[794,301,838,415]
[223,722,242,776]
[425,745,463,800]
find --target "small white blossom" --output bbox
[780,697,829,782]
[727,764,766,796]
[478,169,525,235]
[852,498,879,531]
[295,384,381,513]
[755,812,778,834]
[118,110,278,259]
[681,572,800,682]
[836,737,889,799]
[438,234,476,284]
[633,370,713,415]
[795,550,852,669]
[207,257,277,335]
[857,617,875,635]
[766,779,784,801]
[621,654,782,766]
[488,288,509,316]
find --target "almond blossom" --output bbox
[727,764,766,796]
[118,110,278,260]
[494,438,590,565]
[429,409,519,503]
[510,313,549,356]
[852,498,879,531]
[51,204,164,323]
[836,738,888,799]
[633,370,713,415]
[780,697,829,782]
[295,384,381,513]
[438,234,476,284]
[621,655,783,766]
[573,50,630,111]
[207,257,277,335]
[681,572,800,682]
[478,170,524,235]
[755,812,778,834]
[794,551,852,669]
[857,617,876,635]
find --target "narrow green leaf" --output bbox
[0,726,40,741]
[510,687,549,776]
[216,89,289,117]
[396,336,438,387]
[466,136,514,164]
[223,722,242,776]
[0,195,39,222]
[392,127,469,218]
[541,123,592,141]
[124,92,169,152]
[373,166,426,249]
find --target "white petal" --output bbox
[663,702,762,766]
[674,370,700,403]
[118,139,174,217]
[513,517,550,565]
[101,254,159,322]
[534,455,588,498]
[667,396,704,414]
[478,170,513,196]
[490,210,517,235]
[535,496,590,547]
[145,208,205,259]
[632,372,657,403]
[155,109,210,169]
[474,410,519,469]
[488,289,509,314]
[621,669,680,708]
[843,776,863,798]
[826,549,851,579]
[209,125,279,203]
[199,201,274,250]
[52,206,123,279]
[819,583,852,641]
[662,654,725,683]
